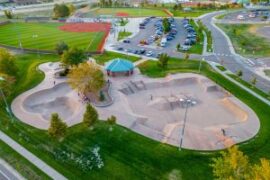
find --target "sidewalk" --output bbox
[0,159,25,180]
[0,131,67,180]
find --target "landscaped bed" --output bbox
[2,55,270,179]
[218,24,270,57]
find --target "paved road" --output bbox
[0,159,24,180]
[200,11,270,93]
[0,131,67,180]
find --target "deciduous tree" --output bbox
[53,4,70,18]
[157,53,169,69]
[83,103,98,127]
[61,47,86,66]
[0,48,18,77]
[48,113,67,139]
[67,62,105,94]
[55,41,69,55]
[211,146,251,179]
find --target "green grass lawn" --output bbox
[264,69,270,77]
[91,8,168,17]
[0,22,104,52]
[2,54,270,179]
[92,51,140,65]
[117,30,132,41]
[171,9,214,17]
[218,24,270,57]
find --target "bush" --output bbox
[48,113,67,139]
[99,91,105,102]
[107,116,116,125]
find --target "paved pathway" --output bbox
[0,159,25,180]
[0,131,67,180]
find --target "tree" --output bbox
[184,53,190,60]
[83,104,98,127]
[0,73,16,96]
[0,48,18,77]
[162,18,171,33]
[252,158,270,179]
[67,62,105,94]
[107,115,116,125]
[4,10,13,19]
[55,41,69,55]
[211,146,270,179]
[48,113,67,139]
[61,47,86,66]
[236,70,243,78]
[251,77,257,87]
[67,4,76,15]
[157,53,169,69]
[176,43,180,51]
[211,146,252,179]
[53,4,70,18]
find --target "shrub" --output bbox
[83,104,98,127]
[107,116,116,125]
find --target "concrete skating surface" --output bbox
[11,62,260,150]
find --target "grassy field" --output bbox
[1,54,270,179]
[218,24,270,57]
[92,51,140,65]
[0,22,104,52]
[90,8,168,17]
[172,9,214,17]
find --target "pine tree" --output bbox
[83,104,98,127]
[48,113,67,139]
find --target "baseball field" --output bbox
[0,22,110,52]
[85,8,169,17]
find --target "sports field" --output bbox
[0,22,107,52]
[88,8,169,17]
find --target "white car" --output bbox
[146,51,153,57]
[249,13,256,18]
[237,15,245,20]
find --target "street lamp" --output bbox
[0,77,13,122]
[32,34,40,57]
[179,98,196,151]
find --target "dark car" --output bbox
[139,49,146,54]
[123,39,131,43]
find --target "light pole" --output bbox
[0,77,13,122]
[199,57,205,73]
[179,98,195,151]
[32,34,40,57]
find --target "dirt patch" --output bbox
[59,22,111,52]
[255,26,270,41]
[116,12,129,17]
[59,22,111,33]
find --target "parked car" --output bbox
[237,15,245,20]
[146,51,153,57]
[180,45,191,51]
[123,39,131,43]
[139,49,146,54]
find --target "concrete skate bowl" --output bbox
[22,83,82,124]
[118,74,260,151]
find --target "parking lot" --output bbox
[114,17,190,58]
